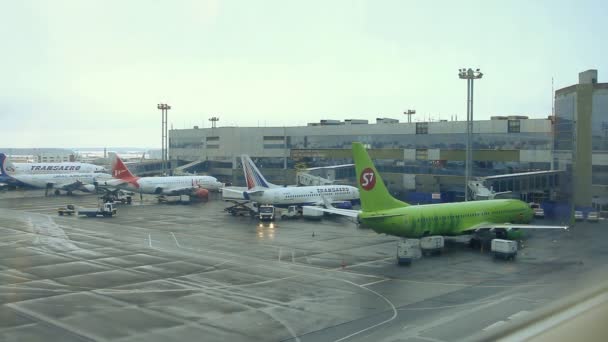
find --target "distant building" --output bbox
[170,117,554,202]
[36,153,75,163]
[554,69,608,210]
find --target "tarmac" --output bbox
[0,189,607,342]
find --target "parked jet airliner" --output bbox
[311,142,568,245]
[0,154,111,195]
[0,153,106,174]
[100,155,223,200]
[223,155,359,208]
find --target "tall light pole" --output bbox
[209,116,219,129]
[458,68,483,201]
[404,109,416,123]
[157,103,171,176]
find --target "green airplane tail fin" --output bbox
[352,142,409,212]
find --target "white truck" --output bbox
[491,239,517,260]
[397,238,422,265]
[420,236,444,256]
[281,205,301,219]
[258,204,276,221]
[101,190,133,204]
[529,203,545,218]
[587,211,599,222]
[78,202,118,218]
[57,204,76,216]
[302,206,323,220]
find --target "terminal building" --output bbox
[169,69,608,215]
[171,117,554,201]
[554,69,608,211]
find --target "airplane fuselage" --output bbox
[12,173,112,191]
[116,175,223,195]
[360,199,533,238]
[247,185,359,207]
[11,162,106,174]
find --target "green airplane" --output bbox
[319,142,568,243]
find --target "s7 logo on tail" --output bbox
[360,168,376,191]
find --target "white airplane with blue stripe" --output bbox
[225,155,359,209]
[0,153,111,196]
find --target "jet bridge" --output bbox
[297,164,354,186]
[470,170,564,202]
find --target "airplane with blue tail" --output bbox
[222,155,359,209]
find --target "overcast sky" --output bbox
[1,0,606,148]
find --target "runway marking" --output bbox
[0,239,29,247]
[399,294,513,339]
[331,257,393,272]
[505,292,608,341]
[361,279,389,287]
[398,299,499,311]
[416,336,446,342]
[508,310,530,320]
[171,232,182,248]
[333,279,398,342]
[515,296,546,303]
[482,320,506,331]
[392,278,550,288]
[148,234,152,248]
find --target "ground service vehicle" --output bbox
[420,236,444,256]
[575,211,584,221]
[57,204,76,216]
[529,203,545,218]
[101,191,132,204]
[281,205,301,219]
[302,206,323,220]
[78,202,117,217]
[397,239,422,265]
[491,239,518,260]
[258,204,275,221]
[587,211,599,222]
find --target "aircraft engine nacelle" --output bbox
[334,201,353,210]
[82,184,96,193]
[193,188,209,200]
[505,228,524,240]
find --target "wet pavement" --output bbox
[0,190,606,341]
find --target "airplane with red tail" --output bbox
[100,155,223,201]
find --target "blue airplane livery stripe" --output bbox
[247,160,268,188]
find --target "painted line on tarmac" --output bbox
[148,234,152,248]
[392,278,550,288]
[171,232,182,248]
[508,310,530,320]
[482,320,506,331]
[399,294,513,339]
[361,279,389,287]
[398,299,499,311]
[333,279,398,342]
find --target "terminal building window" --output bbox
[415,149,428,160]
[416,122,428,134]
[508,120,521,133]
